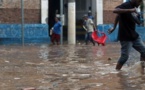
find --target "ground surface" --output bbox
[0,42,145,90]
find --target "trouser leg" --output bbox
[55,34,60,45]
[116,41,132,70]
[51,33,55,45]
[132,36,145,74]
[85,33,89,45]
[89,32,95,46]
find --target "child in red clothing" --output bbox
[50,17,62,45]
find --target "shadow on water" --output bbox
[0,43,145,90]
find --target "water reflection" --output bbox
[0,44,144,90]
[39,45,49,61]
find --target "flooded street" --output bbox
[0,42,145,90]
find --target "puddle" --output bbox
[0,43,144,90]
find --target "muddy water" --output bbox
[0,43,145,90]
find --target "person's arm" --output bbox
[82,25,87,31]
[50,27,54,35]
[89,19,97,31]
[93,24,97,31]
[82,20,87,31]
[113,8,136,14]
[108,14,119,34]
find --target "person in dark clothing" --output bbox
[108,0,145,74]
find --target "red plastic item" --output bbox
[91,31,107,46]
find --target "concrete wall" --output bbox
[0,0,40,9]
[0,0,41,23]
[103,0,123,24]
[0,0,134,24]
[0,24,50,44]
[75,0,123,24]
[0,24,144,44]
[97,24,145,43]
[0,0,123,24]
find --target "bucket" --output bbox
[92,31,107,46]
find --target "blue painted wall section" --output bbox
[97,24,118,42]
[0,24,144,44]
[0,24,50,44]
[97,24,145,43]
[136,26,145,40]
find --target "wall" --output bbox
[0,0,123,24]
[103,0,123,24]
[0,24,50,44]
[0,0,41,23]
[97,24,145,43]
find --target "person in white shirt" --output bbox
[83,15,96,46]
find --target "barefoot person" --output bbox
[83,15,96,46]
[50,17,62,45]
[108,0,145,73]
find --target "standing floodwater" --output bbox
[0,43,145,90]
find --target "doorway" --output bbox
[48,0,60,31]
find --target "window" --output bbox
[76,0,87,11]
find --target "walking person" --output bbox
[83,15,96,46]
[50,17,62,45]
[108,0,145,74]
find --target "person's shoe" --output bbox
[115,63,123,71]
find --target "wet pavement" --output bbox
[0,42,145,90]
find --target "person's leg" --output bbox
[116,41,132,70]
[132,36,145,74]
[88,32,95,46]
[56,34,60,45]
[132,36,145,61]
[51,33,55,45]
[85,33,89,45]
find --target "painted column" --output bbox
[143,0,145,26]
[60,0,64,45]
[92,0,96,24]
[21,0,24,46]
[96,0,103,25]
[41,0,48,24]
[68,0,76,44]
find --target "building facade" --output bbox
[0,0,40,23]
[0,0,124,24]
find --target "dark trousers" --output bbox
[51,33,60,45]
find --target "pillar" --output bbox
[143,0,145,26]
[41,0,48,24]
[96,0,103,25]
[68,0,76,44]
